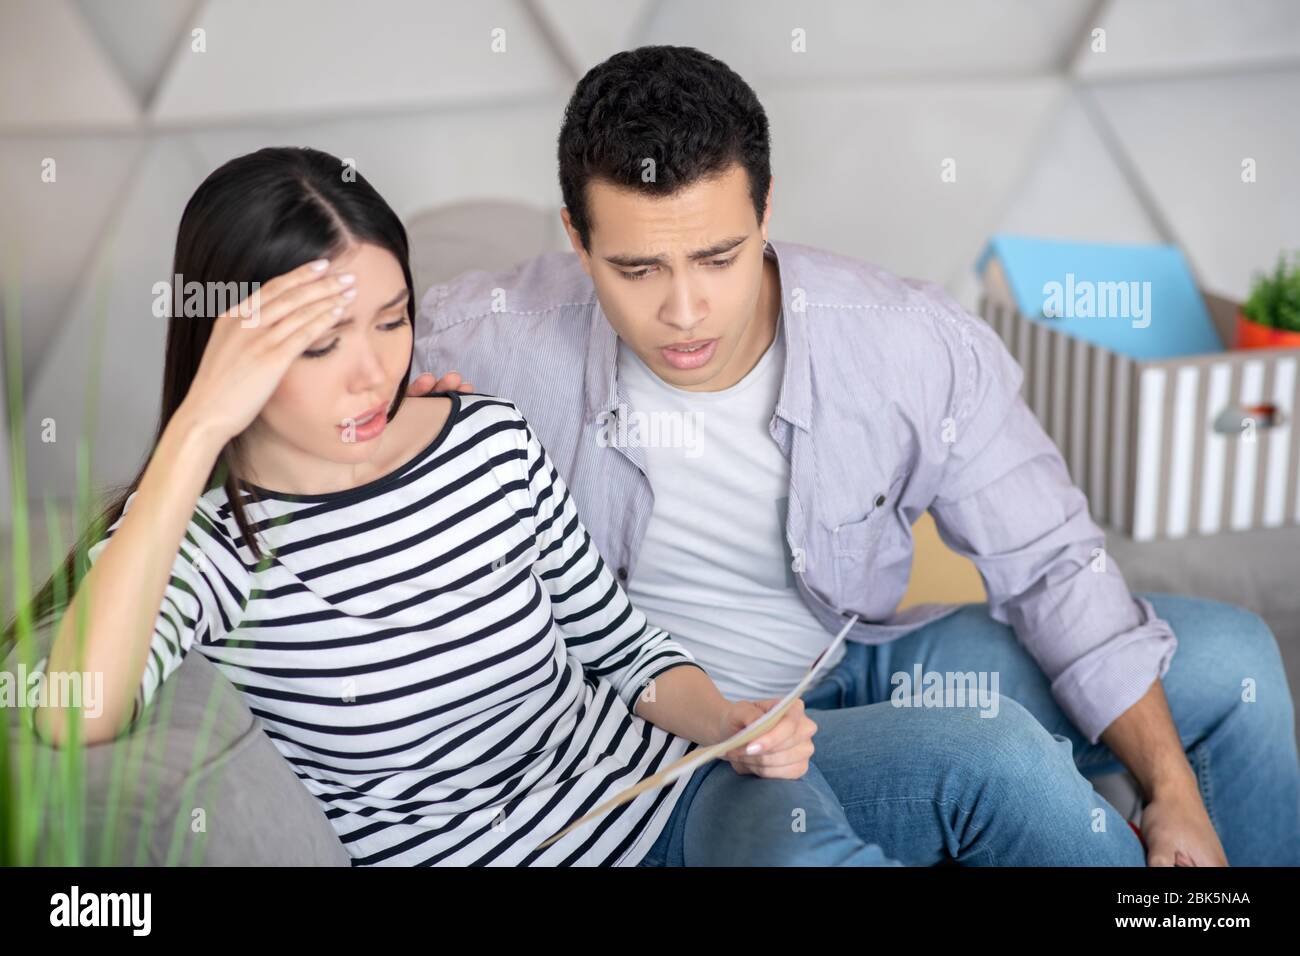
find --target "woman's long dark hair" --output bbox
[2,146,416,654]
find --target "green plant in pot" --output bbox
[1237,251,1300,349]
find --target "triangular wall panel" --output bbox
[0,0,139,130]
[643,0,1094,81]
[23,137,211,500]
[150,0,570,125]
[1075,0,1300,80]
[1090,70,1300,300]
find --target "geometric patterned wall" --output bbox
[1,0,1298,519]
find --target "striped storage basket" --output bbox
[978,292,1300,541]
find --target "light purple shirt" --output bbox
[414,238,1178,745]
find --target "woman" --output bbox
[8,146,892,867]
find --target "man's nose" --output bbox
[659,278,706,332]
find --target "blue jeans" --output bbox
[636,754,901,866]
[638,592,1300,866]
[829,591,1299,866]
[637,693,1143,867]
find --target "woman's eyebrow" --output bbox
[321,288,411,333]
[377,288,409,311]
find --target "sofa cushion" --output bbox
[5,646,350,866]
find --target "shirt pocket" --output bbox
[830,474,906,602]
[831,474,905,555]
[832,511,887,556]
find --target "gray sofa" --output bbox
[4,641,350,866]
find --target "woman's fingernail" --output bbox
[746,743,761,755]
[341,288,358,300]
[338,273,356,285]
[309,259,329,271]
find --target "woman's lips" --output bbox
[661,338,717,370]
[338,401,388,442]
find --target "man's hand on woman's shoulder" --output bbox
[408,370,476,397]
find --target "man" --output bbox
[411,45,1299,865]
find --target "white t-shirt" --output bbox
[616,316,843,701]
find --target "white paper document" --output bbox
[538,613,860,850]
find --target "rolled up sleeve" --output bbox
[925,299,1178,745]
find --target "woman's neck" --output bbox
[238,407,414,496]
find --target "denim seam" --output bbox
[826,671,850,709]
[837,795,991,865]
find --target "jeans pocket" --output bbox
[804,671,848,711]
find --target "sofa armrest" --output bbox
[7,649,350,866]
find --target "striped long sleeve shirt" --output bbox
[38,393,703,865]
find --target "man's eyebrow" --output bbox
[602,235,749,269]
[322,288,409,332]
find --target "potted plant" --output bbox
[1236,251,1300,348]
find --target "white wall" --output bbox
[1,0,1298,510]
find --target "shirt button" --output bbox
[875,493,886,507]
[617,566,628,580]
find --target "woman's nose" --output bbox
[350,342,389,388]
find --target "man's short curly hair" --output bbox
[557,45,772,250]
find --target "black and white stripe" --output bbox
[80,392,702,865]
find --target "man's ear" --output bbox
[559,208,592,276]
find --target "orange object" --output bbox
[1235,310,1300,349]
[899,511,986,610]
